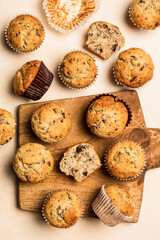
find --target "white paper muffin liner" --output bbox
[42,188,84,229]
[58,49,99,89]
[113,62,153,90]
[104,139,147,181]
[5,13,46,53]
[43,0,101,33]
[128,2,156,31]
[92,185,132,227]
[31,102,72,145]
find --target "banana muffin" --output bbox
[129,0,160,30]
[13,60,53,100]
[92,185,133,226]
[86,96,129,138]
[104,140,146,180]
[42,189,83,228]
[0,108,16,145]
[6,14,45,52]
[13,143,54,183]
[114,48,154,88]
[59,143,102,182]
[31,103,72,143]
[58,51,97,88]
[85,21,125,60]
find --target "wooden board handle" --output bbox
[146,128,160,170]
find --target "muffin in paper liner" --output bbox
[86,93,132,138]
[31,102,72,144]
[112,49,154,89]
[42,188,84,228]
[103,139,147,181]
[5,14,46,53]
[57,50,98,89]
[92,185,133,227]
[128,1,160,31]
[43,0,101,33]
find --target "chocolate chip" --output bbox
[83,171,88,176]
[48,162,51,166]
[76,145,86,153]
[112,44,118,52]
[62,112,66,118]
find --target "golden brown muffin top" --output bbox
[130,0,160,30]
[44,190,83,228]
[86,96,128,138]
[13,143,54,183]
[13,60,41,96]
[114,48,154,88]
[31,103,72,143]
[105,141,146,179]
[7,14,44,52]
[104,185,134,216]
[60,51,97,88]
[0,108,16,145]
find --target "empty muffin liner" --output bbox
[86,93,132,135]
[57,49,99,89]
[42,188,84,229]
[23,61,54,101]
[128,2,157,31]
[43,0,101,33]
[103,139,147,181]
[31,102,72,144]
[112,62,153,90]
[92,185,132,227]
[5,13,46,53]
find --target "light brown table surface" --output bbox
[0,0,160,239]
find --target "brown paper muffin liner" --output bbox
[5,13,46,53]
[43,0,101,33]
[31,103,72,144]
[57,49,98,89]
[42,188,84,229]
[103,139,147,181]
[23,62,54,101]
[86,93,132,132]
[92,185,132,227]
[113,63,153,90]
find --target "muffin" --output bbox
[0,108,16,145]
[31,103,72,143]
[86,96,129,138]
[13,60,54,101]
[104,140,146,180]
[58,51,97,88]
[6,14,45,52]
[85,21,125,60]
[59,143,102,182]
[42,189,83,228]
[92,185,133,226]
[43,0,100,33]
[13,143,54,183]
[114,48,154,88]
[129,0,160,30]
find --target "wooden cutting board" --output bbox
[18,90,160,223]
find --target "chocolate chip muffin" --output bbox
[104,140,146,180]
[86,96,129,138]
[42,190,83,228]
[129,0,160,30]
[59,143,102,182]
[0,108,16,145]
[114,48,154,88]
[92,185,133,226]
[31,103,72,143]
[58,51,97,88]
[13,60,53,100]
[85,21,125,60]
[13,143,54,183]
[6,14,45,52]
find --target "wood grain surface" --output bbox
[18,90,160,223]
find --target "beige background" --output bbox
[0,0,160,239]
